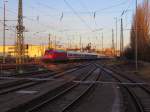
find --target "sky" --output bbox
[0,0,144,49]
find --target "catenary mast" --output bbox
[15,0,25,64]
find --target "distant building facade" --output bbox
[0,45,47,57]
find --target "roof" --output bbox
[45,49,66,53]
[67,51,97,56]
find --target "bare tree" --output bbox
[126,1,150,60]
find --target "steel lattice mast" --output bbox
[15,0,25,64]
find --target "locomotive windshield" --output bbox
[45,51,52,55]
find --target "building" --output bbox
[0,45,47,58]
[0,44,66,58]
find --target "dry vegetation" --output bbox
[124,1,150,61]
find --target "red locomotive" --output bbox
[42,49,98,62]
[42,49,68,62]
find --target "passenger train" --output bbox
[42,49,98,62]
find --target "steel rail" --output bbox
[26,67,98,112]
[6,64,95,112]
[62,68,100,112]
[96,64,146,112]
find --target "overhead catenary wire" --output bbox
[95,0,129,13]
[0,0,131,31]
[77,0,100,34]
[0,7,59,33]
[0,0,134,47]
[63,0,93,32]
[0,0,131,15]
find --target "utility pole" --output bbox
[48,34,51,49]
[15,0,25,65]
[67,38,69,50]
[3,1,7,64]
[135,0,138,71]
[112,29,115,56]
[55,36,56,50]
[79,36,82,52]
[120,18,124,57]
[115,17,118,56]
[69,39,71,49]
[101,32,104,54]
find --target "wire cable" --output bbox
[63,0,93,31]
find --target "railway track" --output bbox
[0,63,92,96]
[97,64,150,112]
[61,69,100,112]
[5,64,98,112]
[0,80,44,95]
[0,63,96,112]
[25,68,100,112]
[25,63,91,79]
[2,62,89,78]
[0,63,41,70]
